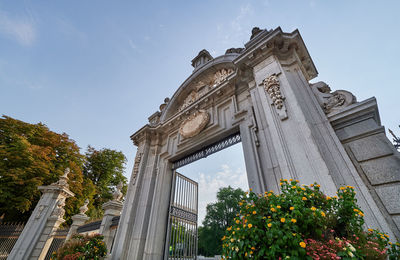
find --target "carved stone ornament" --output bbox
[179,110,210,138]
[113,182,124,201]
[310,81,356,114]
[79,199,89,215]
[51,198,66,219]
[260,74,288,120]
[51,168,70,188]
[132,152,143,185]
[213,68,234,87]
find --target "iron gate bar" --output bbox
[172,132,241,169]
[165,172,198,260]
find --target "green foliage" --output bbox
[0,115,95,224]
[221,179,400,259]
[83,146,127,213]
[0,115,127,224]
[198,186,245,256]
[51,233,107,260]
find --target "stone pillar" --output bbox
[99,183,123,253]
[8,168,74,260]
[66,199,90,241]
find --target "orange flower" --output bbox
[290,206,294,211]
[252,211,256,215]
[302,197,307,201]
[267,223,272,228]
[280,218,286,223]
[299,241,306,248]
[291,218,297,223]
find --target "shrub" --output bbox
[51,233,107,260]
[221,179,400,259]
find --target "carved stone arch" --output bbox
[160,54,239,123]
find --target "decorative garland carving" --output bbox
[179,110,210,138]
[261,74,288,120]
[310,81,356,114]
[132,152,143,185]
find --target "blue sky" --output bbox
[1,1,399,221]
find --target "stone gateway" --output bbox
[110,27,400,259]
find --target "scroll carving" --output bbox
[261,74,288,120]
[311,81,356,114]
[179,110,210,138]
[132,152,143,185]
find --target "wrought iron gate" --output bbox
[165,172,198,259]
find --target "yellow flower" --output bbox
[301,187,306,191]
[340,187,346,190]
[280,182,283,186]
[245,252,248,257]
[248,223,253,228]
[358,212,364,217]
[230,238,234,242]
[251,246,255,250]
[291,186,296,189]
[222,236,226,240]
[283,179,288,182]
[280,218,286,223]
[289,178,293,181]
[267,223,272,227]
[277,205,281,209]
[326,196,331,200]
[250,251,253,254]
[321,211,326,217]
[236,227,240,230]
[310,184,314,187]
[292,233,297,236]
[232,231,235,234]
[368,228,373,232]
[227,227,232,231]
[290,206,294,211]
[252,211,256,215]
[249,188,253,192]
[236,220,240,224]
[271,208,276,212]
[311,206,316,211]
[316,184,320,188]
[384,234,389,238]
[299,241,306,248]
[291,218,297,223]
[268,193,272,197]
[239,202,243,206]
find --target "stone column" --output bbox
[8,168,74,260]
[66,199,90,240]
[99,183,124,253]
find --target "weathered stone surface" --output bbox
[375,186,400,214]
[360,156,400,185]
[348,134,393,162]
[393,216,400,231]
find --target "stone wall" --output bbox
[329,97,400,240]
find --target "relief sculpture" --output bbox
[132,152,143,185]
[310,81,356,114]
[261,74,288,120]
[179,110,210,138]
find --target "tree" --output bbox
[0,115,96,223]
[83,146,127,217]
[198,186,246,256]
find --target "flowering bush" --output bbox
[51,234,107,260]
[221,179,400,259]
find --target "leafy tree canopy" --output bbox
[0,115,127,224]
[83,146,127,217]
[198,186,246,257]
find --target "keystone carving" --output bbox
[261,74,288,120]
[132,152,143,185]
[311,81,356,114]
[179,110,210,138]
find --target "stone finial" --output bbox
[51,168,70,188]
[191,49,213,70]
[250,27,262,40]
[79,199,89,215]
[113,182,124,202]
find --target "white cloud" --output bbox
[196,164,248,225]
[0,11,36,46]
